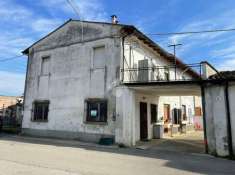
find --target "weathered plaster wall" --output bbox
[228,83,235,152]
[115,87,136,146]
[204,84,229,156]
[23,21,122,142]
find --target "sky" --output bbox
[0,0,235,96]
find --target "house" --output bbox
[0,96,23,130]
[0,96,23,118]
[22,17,205,146]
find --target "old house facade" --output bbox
[22,19,204,146]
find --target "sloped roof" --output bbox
[22,19,200,78]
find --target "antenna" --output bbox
[168,43,182,80]
[66,0,84,42]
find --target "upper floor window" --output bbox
[32,100,49,122]
[93,46,105,68]
[41,56,50,75]
[86,99,107,123]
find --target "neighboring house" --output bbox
[0,96,23,129]
[0,96,23,118]
[22,18,205,146]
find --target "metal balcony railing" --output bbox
[120,62,218,83]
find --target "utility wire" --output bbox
[0,55,24,62]
[145,28,235,36]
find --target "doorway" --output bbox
[164,104,170,133]
[140,102,148,140]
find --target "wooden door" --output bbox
[164,104,170,123]
[140,102,148,140]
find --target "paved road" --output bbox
[0,134,234,175]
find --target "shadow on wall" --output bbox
[0,134,234,175]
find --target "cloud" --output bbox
[0,0,32,21]
[218,58,235,71]
[31,18,63,34]
[39,0,108,21]
[211,44,235,58]
[0,71,25,96]
[75,0,108,21]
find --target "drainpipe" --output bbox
[224,81,234,158]
[122,33,130,82]
[201,85,208,153]
[122,36,125,82]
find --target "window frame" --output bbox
[41,56,51,76]
[85,98,108,124]
[32,100,50,122]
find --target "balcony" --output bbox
[120,62,218,84]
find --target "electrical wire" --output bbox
[145,28,235,36]
[0,55,24,62]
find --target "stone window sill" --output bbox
[84,121,108,125]
[31,120,48,123]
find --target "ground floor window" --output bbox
[86,99,107,123]
[32,100,49,122]
[151,104,158,123]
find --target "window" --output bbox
[86,99,107,123]
[41,56,50,75]
[151,104,158,123]
[93,46,105,68]
[32,101,49,122]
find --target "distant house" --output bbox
[22,18,206,146]
[0,96,23,118]
[0,96,23,130]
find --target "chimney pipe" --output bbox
[111,15,118,24]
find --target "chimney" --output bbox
[111,15,118,24]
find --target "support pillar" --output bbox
[115,86,136,146]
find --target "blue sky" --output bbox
[0,0,235,96]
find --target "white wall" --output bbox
[115,87,136,146]
[158,96,195,124]
[122,36,193,82]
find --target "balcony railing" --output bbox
[120,62,218,83]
